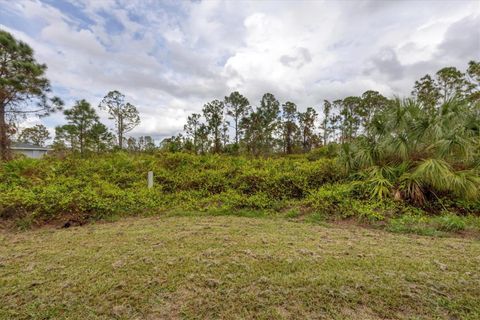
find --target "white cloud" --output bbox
[1,0,479,142]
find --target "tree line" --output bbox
[12,91,143,155]
[1,28,478,161]
[52,91,142,155]
[161,60,478,156]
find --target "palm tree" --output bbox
[340,97,480,206]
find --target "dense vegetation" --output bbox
[1,151,478,235]
[1,29,479,233]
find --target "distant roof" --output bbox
[11,142,52,151]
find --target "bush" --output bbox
[304,184,394,221]
[387,210,474,236]
[387,213,438,236]
[432,212,466,232]
[0,152,477,230]
[303,183,356,216]
[306,144,339,161]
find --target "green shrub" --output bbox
[0,152,477,229]
[432,212,466,232]
[464,215,480,231]
[303,183,356,216]
[387,214,438,236]
[387,210,471,235]
[234,169,269,195]
[306,144,339,161]
[268,171,306,199]
[284,208,301,219]
[302,159,344,188]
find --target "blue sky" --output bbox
[1,0,479,141]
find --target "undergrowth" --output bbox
[0,152,478,235]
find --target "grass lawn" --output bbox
[1,216,479,319]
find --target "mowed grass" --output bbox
[1,216,479,320]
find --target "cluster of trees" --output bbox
[339,61,480,203]
[165,92,323,155]
[0,29,144,158]
[412,63,480,108]
[17,124,50,146]
[53,99,113,154]
[13,91,143,155]
[342,95,480,203]
[52,91,142,155]
[162,60,478,157]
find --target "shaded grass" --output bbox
[1,216,479,319]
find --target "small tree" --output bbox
[126,137,138,152]
[0,30,62,160]
[64,100,99,155]
[339,96,362,142]
[53,124,78,151]
[18,124,50,146]
[224,91,250,146]
[202,99,224,153]
[412,74,441,112]
[99,90,140,149]
[88,122,114,152]
[259,93,281,152]
[160,134,184,152]
[196,123,210,154]
[281,101,298,154]
[436,67,467,103]
[240,111,262,155]
[137,136,156,152]
[298,107,318,152]
[221,120,230,150]
[466,60,480,102]
[359,90,389,130]
[320,100,332,145]
[184,113,201,153]
[240,93,281,156]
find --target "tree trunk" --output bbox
[79,127,84,156]
[214,128,220,153]
[235,117,238,145]
[0,105,10,161]
[193,126,197,154]
[323,120,328,146]
[118,115,123,149]
[303,131,308,152]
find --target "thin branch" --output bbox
[5,108,48,114]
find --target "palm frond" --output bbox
[450,171,480,200]
[366,166,393,200]
[412,158,453,192]
[397,172,425,205]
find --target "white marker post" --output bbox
[147,171,154,189]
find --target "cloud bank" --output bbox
[1,0,479,140]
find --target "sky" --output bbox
[1,0,479,142]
